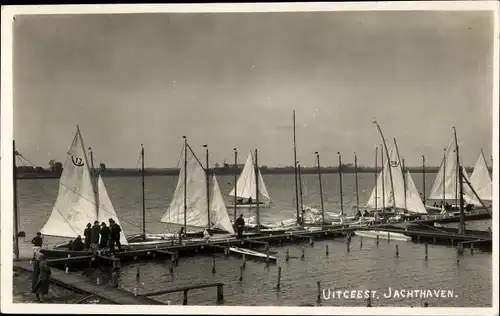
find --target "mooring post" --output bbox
[360,236,363,248]
[224,248,229,257]
[239,264,243,282]
[242,254,247,268]
[285,248,290,262]
[276,267,282,289]
[111,271,118,288]
[216,284,224,303]
[175,252,179,266]
[212,257,216,274]
[470,243,474,255]
[316,281,321,304]
[301,247,305,260]
[113,258,121,270]
[395,244,399,257]
[183,290,188,305]
[387,232,390,243]
[456,246,460,264]
[347,239,350,253]
[309,236,314,246]
[169,259,174,274]
[424,242,428,261]
[376,235,379,246]
[325,244,329,256]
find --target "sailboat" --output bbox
[469,150,492,203]
[364,145,428,215]
[227,151,272,209]
[39,126,129,257]
[426,135,481,212]
[159,139,235,237]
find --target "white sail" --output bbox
[210,174,235,234]
[470,151,492,201]
[365,147,395,210]
[160,144,209,228]
[97,175,129,246]
[228,151,271,201]
[386,146,406,209]
[41,127,97,239]
[405,171,428,214]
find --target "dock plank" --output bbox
[14,261,162,305]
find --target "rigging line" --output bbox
[15,155,80,237]
[16,154,151,234]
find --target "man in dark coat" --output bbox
[99,222,110,249]
[109,218,122,253]
[90,221,101,251]
[83,223,92,249]
[235,214,245,239]
[34,253,51,302]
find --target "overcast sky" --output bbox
[13,11,494,168]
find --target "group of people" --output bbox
[81,218,122,253]
[354,210,372,219]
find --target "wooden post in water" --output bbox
[309,236,314,246]
[425,242,428,261]
[136,266,140,283]
[360,236,363,248]
[470,243,474,255]
[347,237,350,253]
[276,267,282,289]
[338,152,344,216]
[387,232,390,243]
[111,272,118,288]
[239,264,243,282]
[242,254,247,268]
[217,284,224,303]
[183,290,188,305]
[212,257,216,274]
[456,246,460,264]
[325,244,329,256]
[301,247,305,260]
[315,152,325,225]
[286,248,290,262]
[395,244,399,257]
[316,281,321,304]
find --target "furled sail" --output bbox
[210,174,236,234]
[97,175,129,245]
[41,127,97,238]
[160,144,209,228]
[470,151,492,201]
[228,151,271,201]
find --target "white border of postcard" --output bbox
[1,1,499,315]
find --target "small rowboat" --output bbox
[354,230,412,242]
[229,246,277,263]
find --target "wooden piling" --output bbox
[424,243,428,261]
[111,272,118,288]
[316,281,321,304]
[239,264,243,282]
[242,254,247,268]
[347,240,350,253]
[301,247,305,260]
[175,252,179,266]
[136,265,140,283]
[470,243,474,255]
[456,246,460,264]
[395,245,399,257]
[387,232,390,243]
[376,235,379,246]
[309,237,314,246]
[211,257,216,274]
[169,259,174,274]
[285,248,289,262]
[216,284,224,303]
[183,290,188,305]
[276,267,282,289]
[360,236,363,248]
[325,244,329,256]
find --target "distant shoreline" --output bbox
[15,166,484,180]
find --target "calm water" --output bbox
[17,173,492,306]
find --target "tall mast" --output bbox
[458,166,465,234]
[233,148,237,223]
[422,155,426,204]
[393,138,405,211]
[442,148,446,204]
[88,146,99,217]
[354,152,359,213]
[254,149,260,227]
[293,110,300,224]
[453,127,459,208]
[381,144,386,211]
[375,147,378,212]
[183,136,187,232]
[315,152,325,225]
[338,152,344,216]
[141,144,146,239]
[203,144,210,229]
[13,140,19,261]
[297,161,304,219]
[373,120,396,212]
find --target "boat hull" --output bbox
[229,246,277,262]
[354,230,411,242]
[227,202,272,209]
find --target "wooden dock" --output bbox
[14,261,163,305]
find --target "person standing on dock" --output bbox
[178,227,185,243]
[83,223,92,249]
[31,253,41,295]
[31,232,43,259]
[34,253,51,303]
[99,222,110,249]
[235,214,245,239]
[90,221,101,251]
[109,218,122,253]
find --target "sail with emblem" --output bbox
[97,175,129,245]
[470,151,492,201]
[229,151,271,201]
[210,174,236,234]
[160,142,209,228]
[41,127,97,238]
